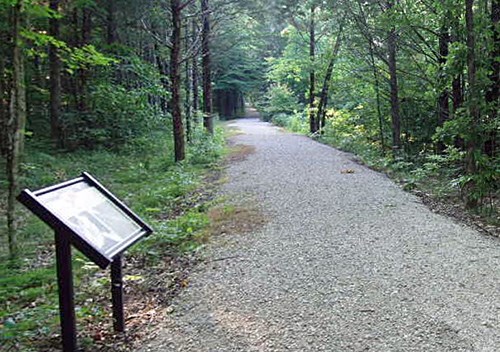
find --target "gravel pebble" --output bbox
[141,118,500,352]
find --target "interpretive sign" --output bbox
[17,172,153,351]
[18,172,152,269]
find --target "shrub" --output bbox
[61,83,164,150]
[259,84,299,121]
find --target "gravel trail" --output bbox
[142,117,500,352]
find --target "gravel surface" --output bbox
[141,117,500,352]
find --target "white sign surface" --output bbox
[38,182,143,257]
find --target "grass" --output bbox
[0,125,227,351]
[207,202,267,237]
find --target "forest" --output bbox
[0,0,498,350]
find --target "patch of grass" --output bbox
[226,144,256,163]
[207,203,267,237]
[0,126,227,350]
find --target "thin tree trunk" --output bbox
[192,18,199,119]
[437,13,450,153]
[0,56,7,156]
[78,6,92,112]
[201,0,213,134]
[464,0,479,208]
[106,0,117,45]
[386,1,401,152]
[7,0,27,259]
[308,5,316,133]
[170,0,186,161]
[155,41,169,114]
[315,22,344,131]
[368,40,385,156]
[49,0,62,147]
[450,16,464,116]
[184,20,191,142]
[70,9,79,110]
[484,0,499,157]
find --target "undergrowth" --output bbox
[0,125,226,351]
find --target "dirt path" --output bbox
[142,116,500,351]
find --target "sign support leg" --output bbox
[111,255,125,332]
[55,232,77,352]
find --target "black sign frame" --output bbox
[18,172,153,269]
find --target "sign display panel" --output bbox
[37,182,143,259]
[18,172,153,268]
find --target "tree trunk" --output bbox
[49,0,62,147]
[7,0,27,259]
[464,0,479,208]
[484,0,499,157]
[0,56,7,156]
[192,18,199,119]
[78,6,92,112]
[69,9,79,110]
[201,0,213,134]
[386,1,401,152]
[437,13,450,153]
[170,0,186,162]
[450,16,464,116]
[184,21,191,142]
[315,23,343,132]
[106,0,117,45]
[368,40,385,155]
[192,58,199,118]
[155,41,169,114]
[308,5,316,134]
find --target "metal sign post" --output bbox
[17,172,153,350]
[111,255,125,332]
[55,231,77,351]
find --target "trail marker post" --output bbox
[18,172,153,351]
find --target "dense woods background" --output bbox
[0,0,498,349]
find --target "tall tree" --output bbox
[385,0,402,151]
[315,20,344,131]
[106,0,117,45]
[170,0,186,161]
[184,16,194,141]
[78,3,92,112]
[464,0,479,208]
[0,48,7,157]
[6,0,27,259]
[484,0,499,156]
[308,5,316,133]
[201,0,213,134]
[192,16,200,117]
[450,15,464,116]
[437,4,450,152]
[49,0,62,147]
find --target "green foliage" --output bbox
[136,210,210,258]
[270,112,308,134]
[211,8,267,116]
[188,127,225,165]
[260,84,299,121]
[266,51,308,101]
[64,45,117,73]
[21,31,117,72]
[61,83,164,150]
